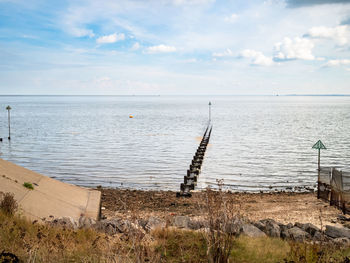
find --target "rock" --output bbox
[240,224,266,238]
[174,216,190,229]
[313,231,324,241]
[332,237,350,246]
[287,227,310,242]
[188,219,206,230]
[303,223,320,236]
[144,217,166,232]
[338,215,350,222]
[78,216,96,229]
[286,223,293,229]
[325,225,350,239]
[93,218,142,236]
[225,216,245,235]
[256,219,280,238]
[51,217,78,229]
[294,222,320,236]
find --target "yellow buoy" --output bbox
[129,115,133,118]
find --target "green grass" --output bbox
[23,182,34,190]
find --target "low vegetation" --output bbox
[0,192,18,215]
[1,191,350,262]
[23,182,34,190]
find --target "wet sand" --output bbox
[100,189,342,228]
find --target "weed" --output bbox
[203,180,238,263]
[0,192,18,215]
[23,182,34,190]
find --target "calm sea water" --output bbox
[0,95,349,191]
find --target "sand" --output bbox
[100,188,343,228]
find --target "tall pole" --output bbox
[318,148,320,171]
[6,105,11,140]
[208,101,211,123]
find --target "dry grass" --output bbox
[2,188,350,262]
[0,210,129,262]
[0,192,18,215]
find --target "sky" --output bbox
[1,0,350,95]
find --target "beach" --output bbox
[100,188,341,228]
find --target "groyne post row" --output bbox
[176,124,212,197]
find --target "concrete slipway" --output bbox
[0,159,101,221]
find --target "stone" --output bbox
[303,223,320,237]
[188,219,206,230]
[51,217,78,229]
[338,215,350,222]
[225,216,245,235]
[240,224,266,238]
[174,216,190,229]
[287,227,310,242]
[313,231,324,241]
[332,237,350,247]
[78,216,96,229]
[257,219,280,238]
[325,225,350,239]
[144,217,166,232]
[294,222,320,236]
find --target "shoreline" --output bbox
[99,188,342,228]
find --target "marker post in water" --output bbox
[312,140,326,199]
[208,101,211,123]
[6,105,11,140]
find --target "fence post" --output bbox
[317,169,320,199]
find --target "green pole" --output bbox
[317,148,320,199]
[6,105,11,140]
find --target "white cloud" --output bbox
[212,48,233,57]
[70,27,95,38]
[224,14,238,23]
[146,44,177,53]
[96,33,125,44]
[131,42,141,50]
[274,37,315,61]
[172,0,214,5]
[307,25,349,46]
[240,49,274,66]
[323,59,350,67]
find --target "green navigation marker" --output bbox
[312,140,326,171]
[312,140,326,199]
[312,140,326,150]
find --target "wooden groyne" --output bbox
[177,124,212,197]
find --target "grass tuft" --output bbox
[0,192,18,215]
[23,182,34,190]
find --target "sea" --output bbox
[0,95,349,192]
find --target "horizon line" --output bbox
[0,94,350,97]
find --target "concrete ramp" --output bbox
[0,159,101,221]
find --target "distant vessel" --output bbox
[129,115,133,118]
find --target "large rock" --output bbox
[325,225,350,239]
[93,218,134,235]
[287,227,310,242]
[240,224,266,238]
[255,219,280,238]
[144,217,166,232]
[225,216,245,235]
[174,216,190,229]
[294,222,319,236]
